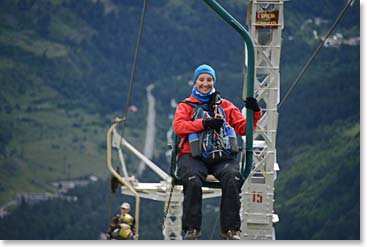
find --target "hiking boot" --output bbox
[184,229,201,240]
[221,230,241,240]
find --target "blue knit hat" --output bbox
[193,64,216,84]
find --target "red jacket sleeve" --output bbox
[173,103,205,137]
[222,99,262,136]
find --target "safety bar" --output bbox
[120,138,171,182]
[106,117,140,240]
[203,0,255,179]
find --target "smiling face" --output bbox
[195,73,214,94]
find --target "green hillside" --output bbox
[276,121,359,239]
[0,0,360,240]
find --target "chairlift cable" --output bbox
[105,1,147,239]
[278,0,354,110]
[121,0,148,135]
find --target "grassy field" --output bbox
[0,80,150,205]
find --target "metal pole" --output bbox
[106,118,140,239]
[121,137,171,182]
[203,0,255,178]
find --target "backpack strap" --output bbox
[181,100,198,107]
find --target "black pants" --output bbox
[177,154,244,232]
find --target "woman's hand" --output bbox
[203,118,224,132]
[244,97,261,112]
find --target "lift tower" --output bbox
[240,0,284,240]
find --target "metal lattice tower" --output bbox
[240,0,284,240]
[162,188,184,240]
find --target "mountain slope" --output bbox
[275,122,360,239]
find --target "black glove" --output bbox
[203,118,224,132]
[245,97,260,112]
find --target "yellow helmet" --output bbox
[119,228,132,239]
[120,213,134,225]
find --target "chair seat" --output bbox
[173,174,221,189]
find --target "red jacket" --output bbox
[173,95,262,155]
